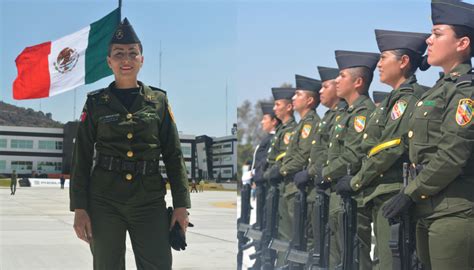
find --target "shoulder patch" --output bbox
[455,99,473,126]
[284,132,292,145]
[391,100,408,120]
[300,124,312,139]
[354,116,366,133]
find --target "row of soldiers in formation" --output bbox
[238,1,473,270]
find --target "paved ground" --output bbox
[0,186,237,270]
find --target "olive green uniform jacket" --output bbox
[350,75,426,204]
[405,63,474,219]
[70,82,191,211]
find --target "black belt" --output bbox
[96,153,159,176]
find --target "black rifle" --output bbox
[335,164,359,270]
[260,179,281,270]
[388,163,424,270]
[238,183,252,270]
[288,181,308,270]
[307,185,331,269]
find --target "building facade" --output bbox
[1,124,236,181]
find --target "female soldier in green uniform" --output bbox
[335,29,430,269]
[383,1,474,269]
[70,18,191,270]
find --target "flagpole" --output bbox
[118,0,122,20]
[225,80,228,136]
[159,41,162,88]
[73,88,77,120]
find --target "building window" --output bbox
[223,156,232,162]
[223,169,232,174]
[181,145,192,157]
[223,143,232,149]
[213,157,220,162]
[38,140,63,150]
[11,140,33,149]
[37,161,62,173]
[11,161,33,171]
[0,160,6,170]
[0,139,6,148]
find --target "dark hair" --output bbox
[451,25,474,58]
[392,49,430,77]
[349,66,373,94]
[107,43,143,56]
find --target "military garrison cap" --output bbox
[372,91,389,103]
[110,18,141,44]
[272,87,296,100]
[295,75,322,93]
[431,0,474,29]
[317,66,339,82]
[335,50,380,72]
[375,29,430,55]
[261,102,275,116]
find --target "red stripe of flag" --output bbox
[13,41,52,100]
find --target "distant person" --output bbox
[198,180,204,192]
[190,179,198,193]
[10,170,17,196]
[60,175,66,189]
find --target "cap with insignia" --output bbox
[261,102,275,116]
[317,66,339,82]
[110,18,141,45]
[375,29,430,55]
[372,91,389,103]
[335,50,380,72]
[272,87,296,101]
[431,0,474,29]
[295,75,322,94]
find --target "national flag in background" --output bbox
[13,8,120,100]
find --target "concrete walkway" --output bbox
[0,187,237,270]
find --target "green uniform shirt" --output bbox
[350,76,426,203]
[323,95,375,182]
[266,117,297,167]
[404,62,474,218]
[308,100,347,177]
[280,110,321,177]
[70,82,191,211]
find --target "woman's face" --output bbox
[426,24,461,67]
[107,43,144,80]
[261,114,274,133]
[377,50,404,86]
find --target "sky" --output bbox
[2,0,473,135]
[0,0,237,137]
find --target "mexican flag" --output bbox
[13,8,120,100]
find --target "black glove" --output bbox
[382,192,413,219]
[335,175,355,197]
[167,207,195,251]
[294,170,309,190]
[268,165,283,184]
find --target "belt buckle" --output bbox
[122,160,136,173]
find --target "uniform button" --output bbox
[312,140,316,144]
[417,101,423,107]
[127,151,134,158]
[423,112,428,116]
[329,143,333,147]
[308,158,311,162]
[127,133,133,139]
[355,183,360,188]
[408,130,413,138]
[326,160,329,165]
[421,195,427,200]
[125,173,133,181]
[327,177,332,182]
[336,134,339,138]
[283,171,287,176]
[376,119,379,124]
[380,174,384,178]
[126,113,133,119]
[363,133,368,139]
